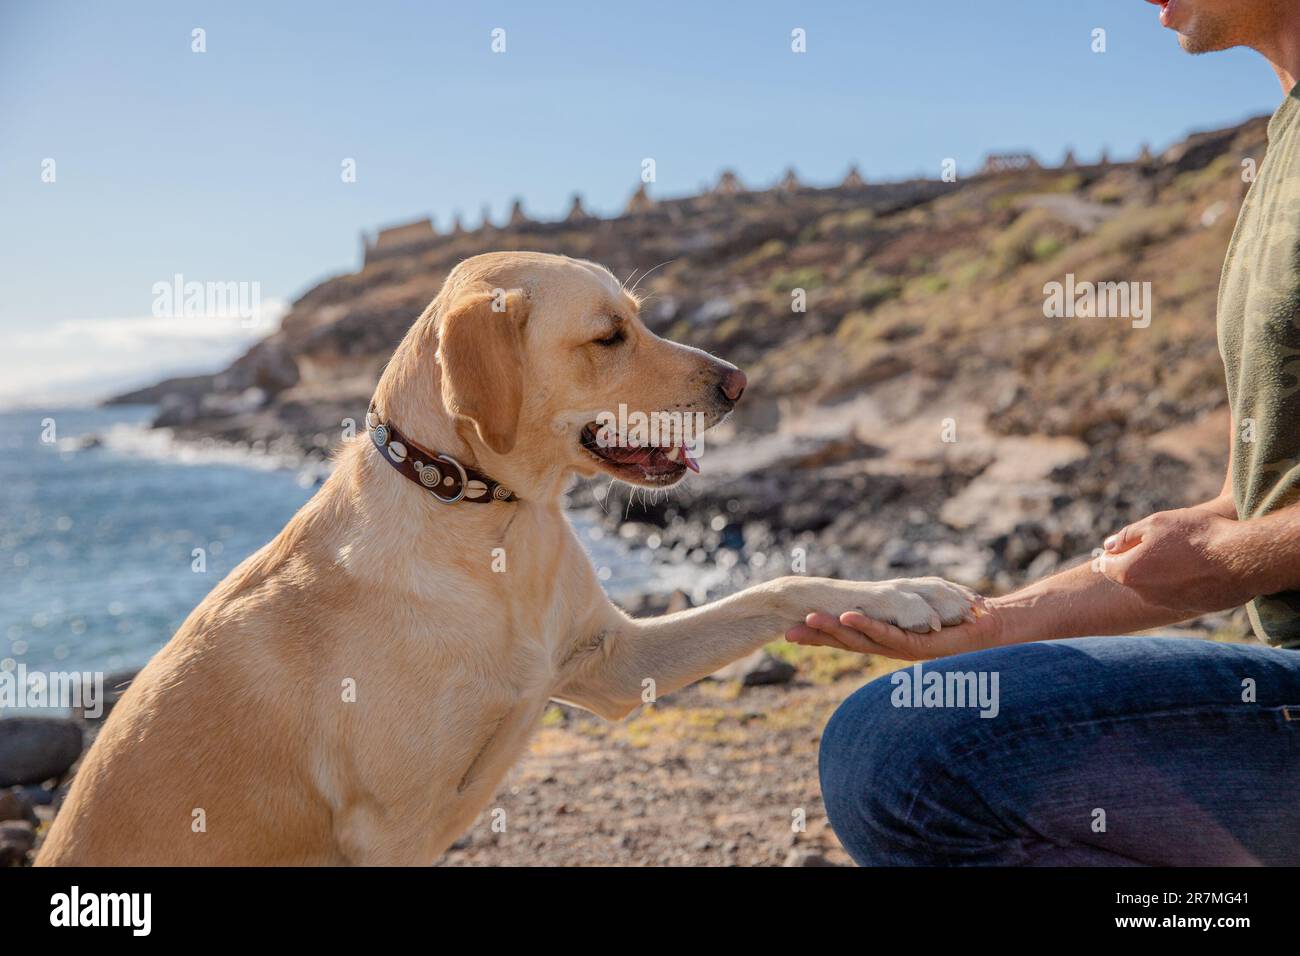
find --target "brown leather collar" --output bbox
[366,404,517,504]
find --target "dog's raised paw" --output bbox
[875,577,981,632]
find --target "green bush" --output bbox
[852,270,902,309]
[769,267,825,293]
[1092,202,1188,257]
[1031,235,1064,261]
[990,207,1067,274]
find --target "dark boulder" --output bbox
[0,718,83,787]
[710,650,796,687]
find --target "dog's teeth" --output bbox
[666,447,681,461]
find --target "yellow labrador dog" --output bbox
[39,251,977,865]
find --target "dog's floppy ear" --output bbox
[437,287,529,455]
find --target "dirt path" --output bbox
[435,646,900,867]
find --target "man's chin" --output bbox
[1172,16,1243,55]
[1178,32,1227,54]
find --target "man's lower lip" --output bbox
[1160,0,1176,28]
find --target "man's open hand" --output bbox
[785,596,1000,661]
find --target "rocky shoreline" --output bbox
[81,406,1248,627]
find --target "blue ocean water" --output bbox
[0,406,693,676]
[0,406,318,674]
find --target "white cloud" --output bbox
[0,301,288,409]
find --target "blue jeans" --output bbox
[818,637,1300,865]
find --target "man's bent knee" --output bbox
[818,646,1038,865]
[818,671,950,865]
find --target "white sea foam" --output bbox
[83,420,334,487]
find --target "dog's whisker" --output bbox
[630,258,675,296]
[594,478,616,515]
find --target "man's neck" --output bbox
[1252,14,1300,94]
[1267,54,1298,95]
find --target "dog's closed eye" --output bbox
[592,327,625,348]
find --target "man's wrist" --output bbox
[982,591,1052,646]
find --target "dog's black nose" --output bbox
[718,367,747,404]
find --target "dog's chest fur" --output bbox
[328,509,602,862]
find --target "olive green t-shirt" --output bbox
[1218,84,1300,648]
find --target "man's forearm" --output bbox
[792,491,1300,659]
[986,559,1195,645]
[988,490,1238,644]
[992,497,1300,645]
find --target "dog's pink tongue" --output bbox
[683,446,700,473]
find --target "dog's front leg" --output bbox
[553,575,978,720]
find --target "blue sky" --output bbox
[0,0,1284,404]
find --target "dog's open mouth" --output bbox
[579,422,699,486]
